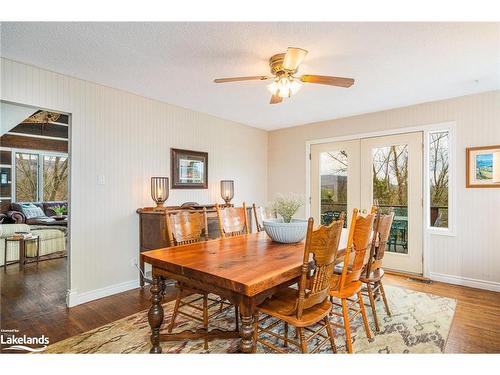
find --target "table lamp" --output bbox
[220,180,234,206]
[151,177,169,209]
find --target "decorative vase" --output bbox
[262,218,308,243]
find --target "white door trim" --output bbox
[305,121,456,278]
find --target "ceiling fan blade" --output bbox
[270,94,283,104]
[282,47,308,71]
[214,76,270,83]
[300,75,354,87]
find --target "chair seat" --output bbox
[329,280,363,299]
[360,268,385,283]
[258,287,332,327]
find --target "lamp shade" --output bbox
[220,180,234,205]
[493,152,500,183]
[151,177,169,208]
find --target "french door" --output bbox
[310,132,423,275]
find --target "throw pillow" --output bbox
[21,203,46,219]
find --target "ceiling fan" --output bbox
[213,47,355,104]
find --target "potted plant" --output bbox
[52,205,66,219]
[262,194,308,243]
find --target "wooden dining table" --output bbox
[141,229,350,353]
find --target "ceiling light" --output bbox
[267,76,302,98]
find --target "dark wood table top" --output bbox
[142,230,349,297]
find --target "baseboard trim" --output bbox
[67,278,140,307]
[430,272,500,292]
[385,269,430,282]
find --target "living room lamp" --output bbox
[220,180,234,206]
[151,177,169,209]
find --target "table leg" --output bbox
[36,237,40,267]
[4,239,7,273]
[239,297,256,353]
[19,240,25,271]
[148,275,164,354]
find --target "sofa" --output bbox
[0,223,66,266]
[5,201,67,225]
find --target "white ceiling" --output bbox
[1,22,499,130]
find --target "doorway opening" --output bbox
[0,100,71,319]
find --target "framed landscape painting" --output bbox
[466,145,500,188]
[171,148,208,189]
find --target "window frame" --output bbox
[11,148,69,203]
[424,124,456,236]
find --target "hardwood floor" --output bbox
[0,258,177,348]
[1,258,499,353]
[384,274,500,353]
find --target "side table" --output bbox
[3,235,40,272]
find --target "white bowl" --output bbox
[262,218,308,243]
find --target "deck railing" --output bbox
[320,201,449,227]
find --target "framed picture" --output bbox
[170,148,208,189]
[466,145,500,188]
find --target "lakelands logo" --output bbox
[1,329,49,352]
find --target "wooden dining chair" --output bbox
[252,203,277,232]
[215,203,249,237]
[360,209,394,332]
[329,208,375,353]
[165,209,238,350]
[253,217,344,353]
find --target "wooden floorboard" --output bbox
[1,258,499,353]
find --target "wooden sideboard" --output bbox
[137,205,254,286]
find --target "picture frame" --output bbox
[170,148,208,189]
[466,145,500,188]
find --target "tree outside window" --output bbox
[429,131,449,228]
[15,153,39,201]
[14,152,68,202]
[43,155,69,201]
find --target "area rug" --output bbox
[43,285,456,354]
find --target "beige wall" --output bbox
[269,91,500,289]
[1,58,268,305]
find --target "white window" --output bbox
[13,150,68,202]
[426,125,455,235]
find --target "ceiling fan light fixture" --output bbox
[267,76,302,98]
[213,47,354,105]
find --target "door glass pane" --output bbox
[43,155,69,201]
[15,152,39,201]
[372,145,408,254]
[319,150,348,227]
[429,131,449,228]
